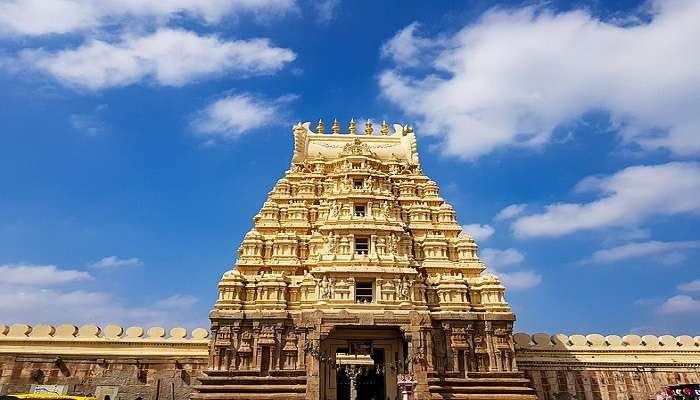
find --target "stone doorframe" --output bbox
[319,326,407,400]
[301,310,429,400]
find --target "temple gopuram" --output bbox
[192,119,537,400]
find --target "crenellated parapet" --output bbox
[514,333,700,400]
[514,332,700,367]
[0,323,209,357]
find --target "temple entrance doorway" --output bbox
[259,346,270,375]
[320,327,405,400]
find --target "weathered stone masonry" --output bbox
[1,325,700,399]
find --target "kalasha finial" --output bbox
[331,119,340,134]
[381,120,389,135]
[349,118,357,134]
[365,119,374,135]
[316,119,325,134]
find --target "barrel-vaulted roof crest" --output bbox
[291,119,419,165]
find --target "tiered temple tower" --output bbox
[192,120,536,400]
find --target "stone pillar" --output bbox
[305,331,322,400]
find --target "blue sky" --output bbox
[0,0,699,335]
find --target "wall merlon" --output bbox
[0,324,210,358]
[514,332,700,349]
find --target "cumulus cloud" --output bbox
[0,285,205,327]
[21,28,296,90]
[155,294,199,308]
[380,22,442,68]
[496,271,542,291]
[494,204,526,221]
[678,279,700,293]
[314,0,340,24]
[192,93,293,140]
[0,0,296,36]
[379,0,700,159]
[583,240,700,264]
[657,295,700,315]
[461,224,494,241]
[0,263,91,285]
[89,256,143,268]
[0,260,204,326]
[511,162,700,237]
[480,248,525,269]
[479,247,540,290]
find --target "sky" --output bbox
[0,0,699,335]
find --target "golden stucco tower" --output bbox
[192,120,536,400]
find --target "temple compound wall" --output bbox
[0,324,208,399]
[514,333,700,400]
[1,325,700,399]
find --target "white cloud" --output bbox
[584,240,700,264]
[21,28,296,90]
[0,285,206,327]
[657,295,700,315]
[381,22,441,68]
[192,93,290,140]
[0,263,91,285]
[678,279,700,293]
[479,247,539,290]
[0,259,205,327]
[480,248,524,269]
[494,204,526,221]
[0,0,296,36]
[89,256,143,268]
[155,294,199,308]
[314,0,340,24]
[69,113,106,136]
[379,0,700,159]
[69,104,109,136]
[511,162,700,237]
[460,224,494,241]
[496,270,542,291]
[615,228,652,243]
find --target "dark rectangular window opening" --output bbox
[353,179,364,189]
[355,281,373,303]
[355,237,369,255]
[354,204,366,217]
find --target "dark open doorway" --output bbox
[335,348,385,400]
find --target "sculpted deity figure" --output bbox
[329,201,340,217]
[319,276,333,299]
[344,175,353,190]
[387,234,399,254]
[366,176,374,190]
[377,236,386,255]
[398,276,412,300]
[325,231,338,253]
[381,201,390,218]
